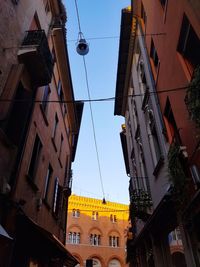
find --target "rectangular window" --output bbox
[150,39,159,68]
[151,124,162,162]
[159,0,166,8]
[163,98,180,144]
[141,2,146,24]
[61,194,67,230]
[52,47,56,64]
[52,113,58,140]
[52,177,61,217]
[57,80,66,114]
[57,80,64,100]
[41,85,50,112]
[177,14,200,74]
[43,164,53,202]
[28,134,42,180]
[59,134,64,159]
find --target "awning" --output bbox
[0,224,13,240]
[16,214,78,267]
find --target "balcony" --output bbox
[130,188,152,222]
[18,30,53,87]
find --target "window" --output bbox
[41,85,50,112]
[57,80,64,101]
[58,134,64,164]
[11,0,20,5]
[163,98,180,144]
[43,0,50,13]
[52,113,58,140]
[110,214,117,223]
[3,81,33,147]
[68,232,80,244]
[92,211,98,220]
[150,39,159,68]
[141,2,146,24]
[28,134,42,181]
[159,0,166,8]
[52,47,56,63]
[90,234,101,246]
[109,236,119,247]
[57,80,66,114]
[144,105,162,168]
[60,194,67,230]
[43,164,53,203]
[52,177,61,217]
[72,209,80,218]
[177,14,200,75]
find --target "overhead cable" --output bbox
[74,0,106,201]
[0,85,188,103]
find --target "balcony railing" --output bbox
[18,30,53,87]
[129,188,152,222]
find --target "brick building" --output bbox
[115,1,200,267]
[66,195,129,267]
[0,1,83,266]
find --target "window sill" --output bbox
[153,156,164,176]
[39,104,49,126]
[26,174,39,192]
[51,137,57,152]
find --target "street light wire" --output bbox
[74,0,106,200]
[74,0,82,34]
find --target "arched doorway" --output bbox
[172,252,187,267]
[108,258,121,267]
[92,258,102,267]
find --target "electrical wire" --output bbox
[74,0,106,200]
[0,85,188,103]
[67,32,166,42]
[74,0,82,33]
[82,56,106,200]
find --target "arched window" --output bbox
[90,234,101,246]
[109,236,119,247]
[68,232,81,244]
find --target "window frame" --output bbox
[150,39,159,69]
[27,134,42,182]
[177,14,200,76]
[52,177,62,218]
[43,164,53,204]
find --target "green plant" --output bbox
[168,142,188,205]
[129,189,152,222]
[185,65,200,128]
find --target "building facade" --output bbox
[66,195,129,267]
[0,1,83,266]
[115,2,200,267]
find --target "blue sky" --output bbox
[64,0,130,204]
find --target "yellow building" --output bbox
[66,195,129,267]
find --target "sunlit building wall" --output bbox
[66,195,129,267]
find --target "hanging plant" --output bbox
[185,65,200,128]
[129,189,152,222]
[168,142,188,204]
